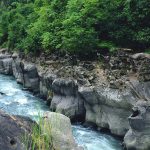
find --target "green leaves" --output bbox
[0,1,34,50]
[0,0,149,56]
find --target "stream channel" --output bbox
[0,74,123,150]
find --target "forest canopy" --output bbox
[0,0,150,57]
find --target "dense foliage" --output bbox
[0,0,150,57]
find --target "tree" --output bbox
[0,0,149,57]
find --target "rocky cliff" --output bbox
[0,48,150,150]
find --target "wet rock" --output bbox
[50,78,85,121]
[124,101,150,150]
[109,80,119,89]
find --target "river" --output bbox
[0,74,123,150]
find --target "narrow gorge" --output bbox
[0,49,150,150]
[0,0,149,149]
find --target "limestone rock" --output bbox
[79,85,138,136]
[50,78,85,120]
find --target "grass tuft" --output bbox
[22,112,55,150]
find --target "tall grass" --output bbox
[22,113,55,150]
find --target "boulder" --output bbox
[43,112,83,150]
[50,78,85,121]
[124,101,150,150]
[0,110,35,150]
[0,110,83,150]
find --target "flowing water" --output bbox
[0,74,123,150]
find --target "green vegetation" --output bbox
[0,0,150,58]
[22,114,55,150]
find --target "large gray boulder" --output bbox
[50,78,85,120]
[124,101,150,150]
[0,110,35,150]
[43,112,83,150]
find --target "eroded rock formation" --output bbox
[51,78,85,120]
[124,101,150,150]
[0,49,150,143]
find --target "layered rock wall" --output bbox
[0,52,85,121]
[0,50,150,142]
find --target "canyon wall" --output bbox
[0,49,150,149]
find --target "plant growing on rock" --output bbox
[22,113,55,150]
